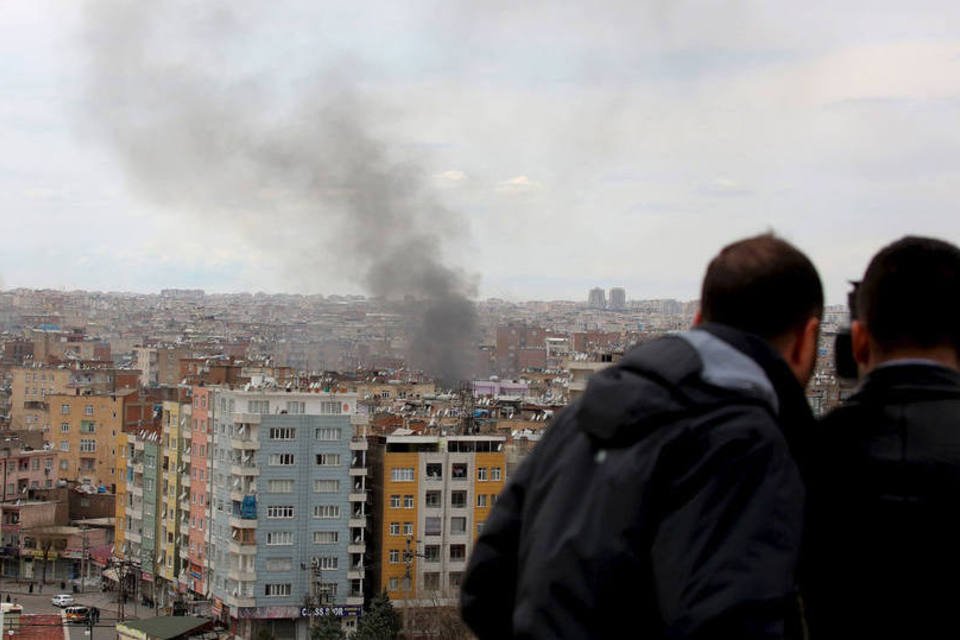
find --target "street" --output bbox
[0,580,140,640]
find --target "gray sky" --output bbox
[3,1,960,305]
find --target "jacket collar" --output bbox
[697,322,816,459]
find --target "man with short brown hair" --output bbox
[461,233,822,639]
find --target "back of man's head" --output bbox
[858,236,960,354]
[701,234,823,340]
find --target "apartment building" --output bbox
[204,389,368,640]
[47,393,123,489]
[185,386,212,597]
[9,366,72,430]
[368,434,506,605]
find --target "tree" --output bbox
[355,591,401,640]
[310,613,346,640]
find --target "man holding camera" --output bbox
[802,236,960,638]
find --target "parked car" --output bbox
[51,594,75,608]
[64,606,90,623]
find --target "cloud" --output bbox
[698,178,752,197]
[495,175,543,193]
[432,169,467,185]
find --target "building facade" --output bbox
[369,435,506,606]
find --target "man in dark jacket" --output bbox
[461,234,823,639]
[801,236,960,638]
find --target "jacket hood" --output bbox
[575,328,779,445]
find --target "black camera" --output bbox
[834,281,861,380]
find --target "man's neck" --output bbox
[868,345,959,372]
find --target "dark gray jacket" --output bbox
[460,324,812,639]
[802,363,960,638]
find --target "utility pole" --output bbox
[79,526,88,594]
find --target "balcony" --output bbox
[348,493,366,503]
[130,485,143,497]
[229,516,257,530]
[349,437,368,451]
[348,567,364,580]
[181,429,192,440]
[125,531,141,544]
[227,541,257,555]
[127,507,143,519]
[227,569,257,582]
[233,413,261,424]
[181,451,191,464]
[230,464,259,477]
[348,543,365,554]
[225,593,256,608]
[132,463,144,475]
[179,521,190,536]
[230,438,260,451]
[349,517,366,529]
[346,595,364,606]
[181,475,191,488]
[348,467,367,477]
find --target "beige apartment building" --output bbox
[9,366,73,430]
[46,393,123,490]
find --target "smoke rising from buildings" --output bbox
[79,2,477,385]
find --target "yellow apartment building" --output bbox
[46,393,123,489]
[370,434,506,605]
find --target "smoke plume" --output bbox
[79,1,477,385]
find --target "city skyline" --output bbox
[5,2,960,305]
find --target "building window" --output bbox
[315,556,338,570]
[425,463,442,480]
[315,428,341,441]
[313,505,340,519]
[285,401,305,415]
[491,467,502,481]
[266,531,293,546]
[452,463,468,480]
[79,439,96,453]
[477,494,488,508]
[268,453,295,466]
[388,577,399,591]
[31,458,39,471]
[267,506,295,519]
[60,423,69,433]
[449,572,463,588]
[389,522,400,536]
[451,517,467,535]
[264,583,292,597]
[451,491,467,508]
[267,479,295,494]
[315,453,341,466]
[320,401,340,415]
[60,404,70,415]
[59,441,69,452]
[403,495,414,509]
[268,428,296,440]
[80,420,95,433]
[59,460,68,470]
[402,523,413,536]
[425,491,441,508]
[313,531,338,544]
[391,468,414,482]
[450,544,467,561]
[389,549,400,563]
[424,545,440,562]
[424,517,441,536]
[390,495,401,509]
[265,558,293,572]
[247,400,270,414]
[84,405,94,416]
[477,467,487,481]
[424,572,440,591]
[314,479,339,493]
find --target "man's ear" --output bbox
[788,316,820,385]
[692,310,703,327]
[851,320,871,370]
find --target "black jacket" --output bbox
[801,363,960,639]
[461,324,813,639]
